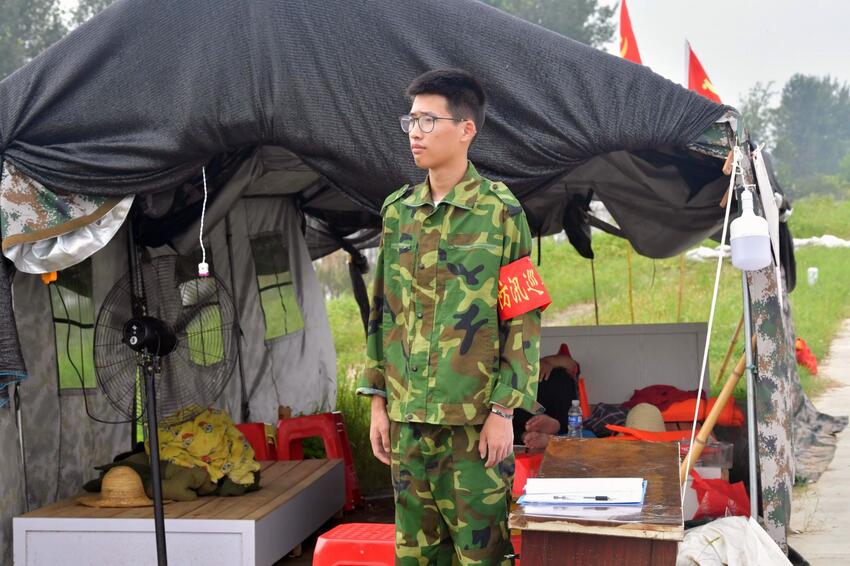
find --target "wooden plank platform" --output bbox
[14,460,345,566]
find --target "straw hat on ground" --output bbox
[78,465,154,508]
[624,403,666,433]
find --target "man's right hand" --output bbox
[369,395,391,465]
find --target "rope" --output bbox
[198,167,209,276]
[681,145,742,505]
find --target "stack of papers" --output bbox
[518,477,647,520]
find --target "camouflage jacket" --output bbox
[357,162,542,425]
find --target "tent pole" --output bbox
[225,214,249,423]
[626,245,635,324]
[590,259,599,325]
[714,314,744,387]
[742,272,759,519]
[14,385,30,512]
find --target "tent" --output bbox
[0,0,844,561]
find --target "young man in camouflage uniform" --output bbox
[357,68,542,565]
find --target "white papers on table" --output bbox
[518,477,646,506]
[518,503,642,520]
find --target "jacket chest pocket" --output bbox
[444,241,500,294]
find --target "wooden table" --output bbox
[509,440,683,565]
[14,459,344,566]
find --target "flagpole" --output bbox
[684,39,689,88]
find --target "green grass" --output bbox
[327,296,392,495]
[331,195,850,494]
[788,196,850,239]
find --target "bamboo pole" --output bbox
[676,254,686,322]
[713,315,744,388]
[680,351,747,485]
[590,259,599,325]
[680,334,756,485]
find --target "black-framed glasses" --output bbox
[399,114,465,133]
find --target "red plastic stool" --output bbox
[511,533,522,564]
[276,412,363,510]
[313,523,521,565]
[236,422,276,460]
[313,523,395,566]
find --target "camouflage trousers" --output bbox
[390,421,515,566]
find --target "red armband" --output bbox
[497,256,551,321]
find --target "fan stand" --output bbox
[141,352,168,566]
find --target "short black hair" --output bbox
[406,68,486,133]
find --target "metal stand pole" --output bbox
[742,272,759,519]
[143,356,168,566]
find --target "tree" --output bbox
[0,0,66,80]
[772,74,850,191]
[480,0,616,48]
[738,81,776,149]
[71,0,114,26]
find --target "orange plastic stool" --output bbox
[235,422,276,460]
[313,523,395,566]
[276,412,362,510]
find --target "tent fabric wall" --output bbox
[782,278,848,482]
[229,197,336,422]
[0,403,25,561]
[1,230,131,563]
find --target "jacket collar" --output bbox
[403,161,483,210]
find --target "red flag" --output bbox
[619,0,642,64]
[687,41,722,103]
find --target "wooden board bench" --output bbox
[14,459,344,566]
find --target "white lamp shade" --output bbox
[730,192,772,271]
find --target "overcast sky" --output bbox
[601,0,850,108]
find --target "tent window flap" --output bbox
[49,260,96,390]
[250,233,304,340]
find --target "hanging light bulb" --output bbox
[730,189,772,271]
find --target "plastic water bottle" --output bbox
[567,400,583,438]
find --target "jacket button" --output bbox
[419,263,426,270]
[416,312,423,319]
[406,414,414,421]
[411,366,418,372]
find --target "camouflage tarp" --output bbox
[748,267,794,551]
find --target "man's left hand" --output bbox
[479,410,514,468]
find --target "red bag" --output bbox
[690,469,750,521]
[796,338,818,375]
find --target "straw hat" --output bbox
[78,466,154,508]
[624,403,666,433]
